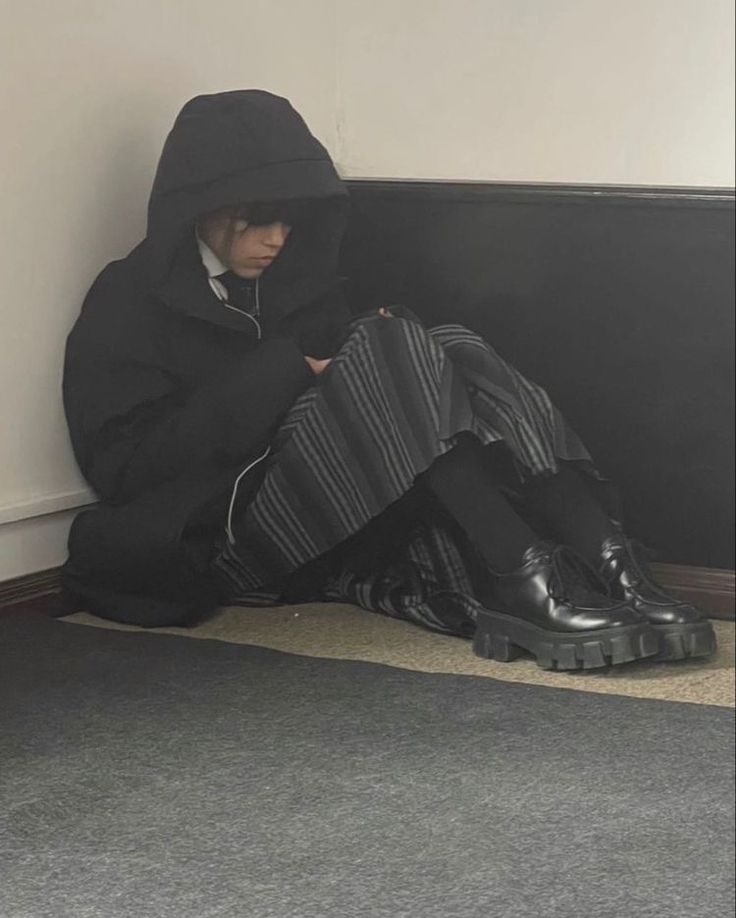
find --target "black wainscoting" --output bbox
[338,181,735,569]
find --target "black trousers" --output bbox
[417,433,619,573]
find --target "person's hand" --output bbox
[378,307,393,318]
[305,355,332,375]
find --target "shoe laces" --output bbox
[614,538,675,602]
[547,544,612,604]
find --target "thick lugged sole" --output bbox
[650,621,717,661]
[472,608,659,671]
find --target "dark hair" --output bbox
[233,198,319,227]
[220,197,321,264]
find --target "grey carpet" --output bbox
[1,612,734,918]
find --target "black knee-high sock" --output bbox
[417,434,538,573]
[517,463,618,563]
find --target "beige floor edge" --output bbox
[63,604,735,708]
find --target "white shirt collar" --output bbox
[196,229,261,317]
[196,230,229,279]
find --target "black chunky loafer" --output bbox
[599,536,717,661]
[473,542,658,671]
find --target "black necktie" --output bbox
[217,270,259,315]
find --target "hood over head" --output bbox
[145,89,350,316]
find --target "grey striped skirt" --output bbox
[211,308,598,635]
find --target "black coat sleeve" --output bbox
[287,281,356,358]
[64,334,314,505]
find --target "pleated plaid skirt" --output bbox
[211,307,599,635]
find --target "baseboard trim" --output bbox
[650,563,735,621]
[1,562,734,622]
[0,567,67,616]
[0,489,97,525]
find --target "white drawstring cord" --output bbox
[207,275,262,340]
[226,445,271,545]
[206,273,267,544]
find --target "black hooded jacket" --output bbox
[62,90,353,626]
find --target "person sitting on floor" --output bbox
[61,89,716,671]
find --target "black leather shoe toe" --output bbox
[599,536,717,661]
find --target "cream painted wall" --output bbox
[1,0,734,580]
[0,0,337,579]
[335,0,735,186]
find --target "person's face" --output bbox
[197,208,293,279]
